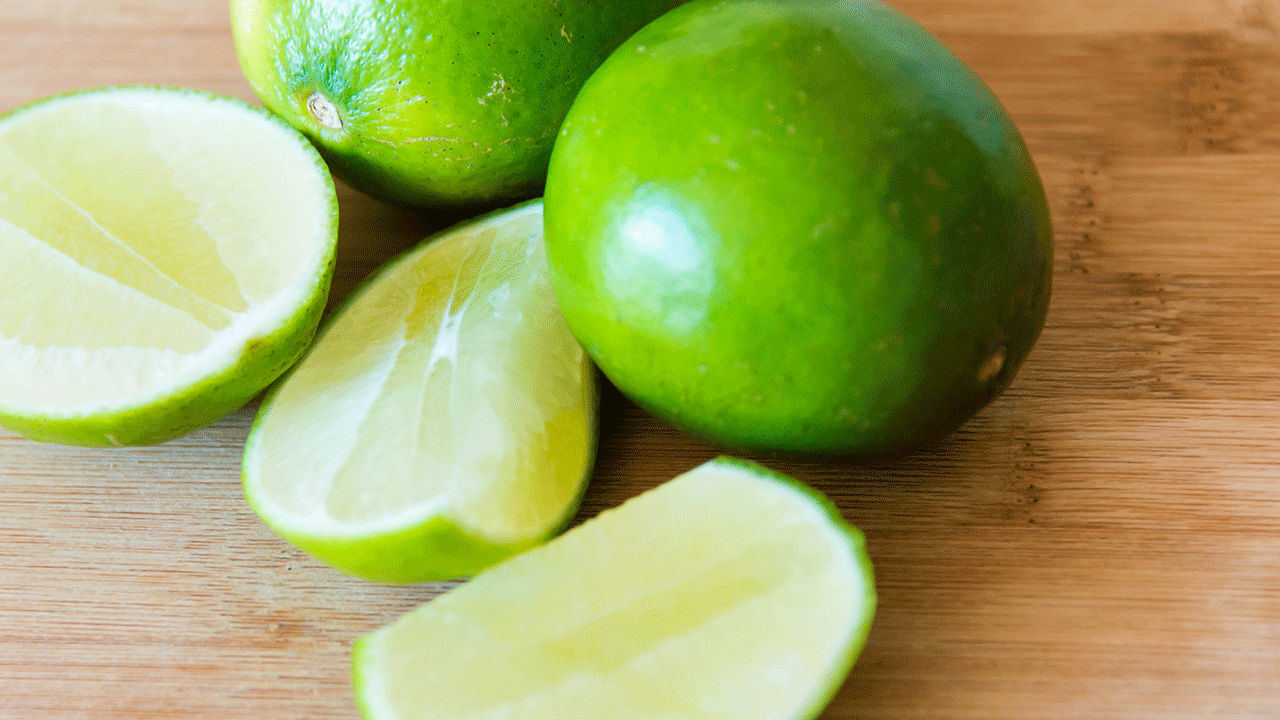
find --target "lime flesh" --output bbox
[242,201,597,583]
[0,86,337,446]
[352,456,875,720]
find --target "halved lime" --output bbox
[242,200,597,584]
[352,456,876,720]
[0,86,337,446]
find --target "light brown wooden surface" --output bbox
[2,1,1279,718]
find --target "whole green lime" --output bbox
[231,0,686,209]
[543,0,1053,456]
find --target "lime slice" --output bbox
[352,456,876,720]
[0,86,337,446]
[242,200,597,584]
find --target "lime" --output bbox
[544,0,1054,456]
[352,456,875,720]
[242,200,597,584]
[231,0,687,209]
[0,86,337,447]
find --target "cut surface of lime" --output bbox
[243,200,597,584]
[352,456,876,720]
[0,86,337,446]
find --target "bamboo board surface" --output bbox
[2,1,1279,718]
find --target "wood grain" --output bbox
[2,1,1280,718]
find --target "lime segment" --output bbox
[243,200,597,584]
[352,457,876,720]
[0,86,337,446]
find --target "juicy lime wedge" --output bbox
[242,200,597,584]
[0,86,337,446]
[352,456,876,720]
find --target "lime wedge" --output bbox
[242,200,597,584]
[0,86,337,446]
[352,456,876,720]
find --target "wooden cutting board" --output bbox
[2,1,1279,718]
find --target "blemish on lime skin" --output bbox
[977,346,1006,383]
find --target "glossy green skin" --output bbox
[544,0,1053,456]
[232,0,686,209]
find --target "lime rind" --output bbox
[242,200,598,584]
[0,86,338,446]
[0,275,332,446]
[242,392,598,584]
